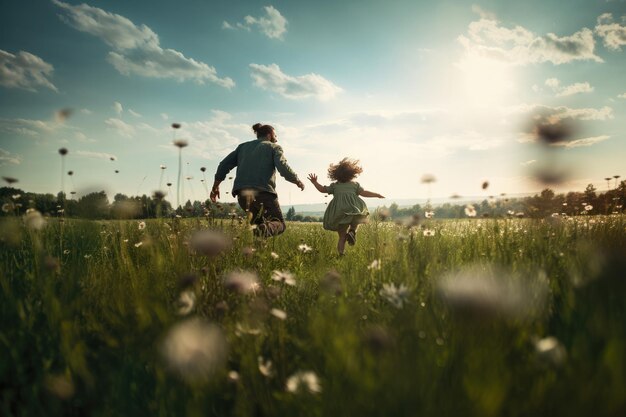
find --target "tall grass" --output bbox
[1,214,625,416]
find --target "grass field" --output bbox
[1,213,625,417]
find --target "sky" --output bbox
[0,0,625,206]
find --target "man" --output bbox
[210,123,304,237]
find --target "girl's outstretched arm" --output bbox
[359,189,385,198]
[307,173,328,194]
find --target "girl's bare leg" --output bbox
[337,225,349,255]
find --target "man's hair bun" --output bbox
[252,123,263,133]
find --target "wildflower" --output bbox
[235,322,261,336]
[24,210,46,230]
[134,242,143,248]
[286,371,322,394]
[160,318,228,382]
[271,270,296,286]
[178,291,196,315]
[368,259,381,270]
[173,139,188,148]
[83,254,91,259]
[507,210,515,216]
[160,164,166,169]
[258,356,274,377]
[200,167,206,172]
[67,170,73,176]
[189,229,231,257]
[535,336,566,366]
[138,221,146,230]
[423,229,435,237]
[12,194,20,200]
[115,170,119,173]
[482,181,489,190]
[2,203,12,213]
[464,205,477,217]
[228,371,240,382]
[224,270,259,295]
[584,204,593,211]
[298,243,313,253]
[270,308,287,320]
[380,283,410,308]
[425,211,434,218]
[270,251,279,259]
[420,174,436,184]
[63,249,70,255]
[58,148,68,156]
[171,123,181,129]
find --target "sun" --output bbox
[456,54,518,108]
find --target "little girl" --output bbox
[308,158,384,255]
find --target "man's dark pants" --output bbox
[237,191,286,237]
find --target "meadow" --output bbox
[1,212,625,417]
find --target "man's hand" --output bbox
[210,187,220,202]
[307,173,318,183]
[296,180,305,191]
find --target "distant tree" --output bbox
[286,206,296,221]
[76,191,109,219]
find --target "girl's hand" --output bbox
[307,173,318,183]
[377,194,385,199]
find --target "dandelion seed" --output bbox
[138,221,146,230]
[258,357,274,377]
[63,249,70,255]
[177,290,196,315]
[286,371,322,394]
[482,181,489,190]
[67,171,73,176]
[450,193,461,199]
[171,123,181,129]
[464,205,477,217]
[110,156,115,161]
[83,254,91,259]
[270,251,279,259]
[420,174,436,184]
[298,243,313,253]
[271,270,296,286]
[368,259,381,270]
[200,167,206,172]
[228,370,239,382]
[423,229,435,237]
[160,164,167,169]
[235,322,261,336]
[270,308,287,320]
[189,229,231,257]
[380,283,410,308]
[58,148,68,156]
[24,210,45,230]
[2,176,18,184]
[167,182,172,187]
[228,176,233,180]
[160,318,227,382]
[55,108,72,123]
[173,139,188,148]
[115,170,119,174]
[224,270,259,295]
[134,242,143,248]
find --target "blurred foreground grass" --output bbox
[1,214,625,416]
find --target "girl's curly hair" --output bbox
[327,158,363,182]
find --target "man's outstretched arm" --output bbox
[211,147,238,201]
[273,145,304,190]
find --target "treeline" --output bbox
[2,181,624,220]
[0,188,245,220]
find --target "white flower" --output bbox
[160,318,228,382]
[380,283,410,309]
[584,204,593,211]
[367,259,381,270]
[271,270,296,286]
[138,221,146,230]
[423,229,435,237]
[270,308,287,320]
[177,291,196,316]
[298,243,313,253]
[464,205,477,217]
[228,370,240,382]
[286,371,322,394]
[258,356,274,377]
[270,251,279,259]
[134,241,143,248]
[425,211,434,219]
[224,270,259,295]
[535,336,566,366]
[235,323,262,336]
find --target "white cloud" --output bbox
[0,49,57,91]
[224,6,287,39]
[506,103,613,122]
[458,10,602,65]
[0,118,56,136]
[160,113,169,120]
[0,148,21,166]
[544,78,594,97]
[551,135,610,148]
[113,101,123,114]
[105,118,135,138]
[80,108,93,115]
[74,131,95,142]
[595,13,626,50]
[249,63,343,100]
[128,109,142,118]
[521,159,537,166]
[618,92,626,99]
[53,0,234,87]
[74,150,118,160]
